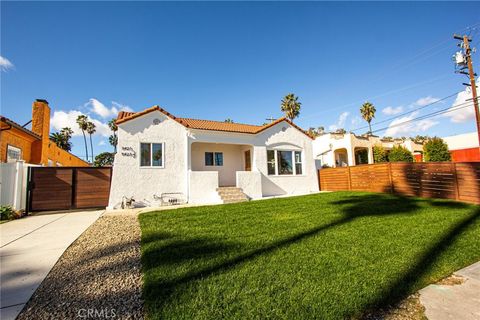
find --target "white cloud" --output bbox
[50,110,111,137]
[382,106,403,115]
[350,116,362,127]
[444,79,478,123]
[0,56,14,71]
[98,140,106,146]
[86,98,132,119]
[414,96,440,107]
[329,111,349,131]
[385,111,438,136]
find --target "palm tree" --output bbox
[108,119,118,152]
[360,102,376,135]
[224,118,234,123]
[109,135,118,152]
[280,93,301,121]
[76,115,89,162]
[50,132,72,151]
[60,127,74,140]
[86,121,96,162]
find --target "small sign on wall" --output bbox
[121,146,136,158]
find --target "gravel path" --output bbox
[17,215,144,319]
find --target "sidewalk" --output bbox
[420,261,480,320]
[0,210,102,320]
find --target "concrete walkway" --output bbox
[420,261,480,320]
[0,210,102,320]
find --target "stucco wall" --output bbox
[236,171,262,199]
[0,125,36,163]
[189,171,222,204]
[189,121,319,197]
[108,111,188,208]
[191,142,247,186]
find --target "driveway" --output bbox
[0,210,102,320]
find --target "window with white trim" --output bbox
[6,145,22,162]
[205,152,223,166]
[266,150,303,176]
[140,143,164,167]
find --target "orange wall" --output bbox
[451,148,480,162]
[44,141,89,166]
[0,125,37,163]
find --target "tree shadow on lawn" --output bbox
[351,202,480,318]
[142,194,436,308]
[143,193,476,315]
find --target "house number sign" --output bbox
[121,146,136,158]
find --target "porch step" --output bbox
[217,187,249,204]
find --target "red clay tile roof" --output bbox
[115,106,313,139]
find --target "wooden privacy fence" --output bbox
[27,167,112,212]
[318,162,480,205]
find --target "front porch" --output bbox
[188,142,262,204]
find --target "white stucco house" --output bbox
[107,106,319,208]
[312,132,424,168]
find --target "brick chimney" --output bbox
[32,99,50,137]
[31,99,51,164]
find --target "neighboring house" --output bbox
[108,105,318,207]
[0,99,88,166]
[312,132,423,168]
[442,132,480,162]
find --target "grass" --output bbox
[139,192,480,319]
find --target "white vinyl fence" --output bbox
[0,161,39,211]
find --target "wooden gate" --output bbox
[27,167,112,212]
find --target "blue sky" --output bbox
[1,1,479,161]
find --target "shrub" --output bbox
[388,145,413,162]
[423,137,451,162]
[373,145,388,163]
[0,206,16,221]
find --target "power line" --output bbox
[302,73,452,119]
[370,101,475,134]
[351,91,461,132]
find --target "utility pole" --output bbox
[453,34,480,149]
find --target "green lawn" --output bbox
[139,192,480,319]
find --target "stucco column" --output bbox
[368,147,374,164]
[347,148,354,166]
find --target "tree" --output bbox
[280,93,301,121]
[317,126,325,135]
[108,119,118,152]
[360,102,376,134]
[413,135,429,144]
[86,121,96,162]
[94,152,114,167]
[76,115,89,162]
[224,118,234,123]
[50,127,74,151]
[373,144,388,163]
[50,132,69,151]
[335,128,346,134]
[388,145,413,162]
[423,137,451,162]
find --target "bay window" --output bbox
[267,150,303,175]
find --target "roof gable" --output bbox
[116,105,313,139]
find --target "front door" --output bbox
[244,150,251,171]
